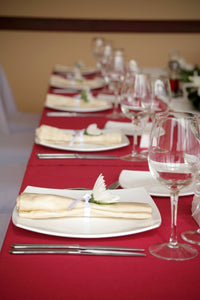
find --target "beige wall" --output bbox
[0,0,200,112]
[1,0,200,19]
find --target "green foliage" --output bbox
[81,90,89,102]
[187,87,200,110]
[89,194,115,205]
[179,66,200,83]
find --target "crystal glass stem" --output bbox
[113,90,119,112]
[169,190,179,247]
[131,119,140,157]
[132,132,138,156]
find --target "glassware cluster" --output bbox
[91,38,200,260]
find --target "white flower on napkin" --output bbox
[86,123,102,135]
[74,60,85,69]
[91,174,120,204]
[74,66,83,81]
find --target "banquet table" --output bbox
[0,74,200,300]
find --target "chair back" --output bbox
[0,95,10,134]
[0,64,17,116]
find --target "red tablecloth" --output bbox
[0,92,200,300]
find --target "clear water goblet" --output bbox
[181,174,200,245]
[91,37,105,69]
[120,72,152,161]
[105,48,126,118]
[181,114,200,245]
[98,41,113,90]
[148,111,200,260]
[151,75,171,114]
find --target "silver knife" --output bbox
[52,88,80,94]
[9,248,146,256]
[36,153,118,159]
[46,112,105,117]
[11,243,144,252]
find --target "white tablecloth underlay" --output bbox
[0,162,27,249]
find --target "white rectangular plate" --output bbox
[12,186,161,238]
[35,129,130,152]
[50,77,105,90]
[119,170,194,197]
[45,100,112,113]
[54,64,98,76]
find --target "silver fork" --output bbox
[66,181,119,190]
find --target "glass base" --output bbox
[149,242,198,261]
[106,111,124,119]
[181,230,200,245]
[140,149,148,157]
[120,152,147,162]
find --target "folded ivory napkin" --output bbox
[16,174,152,219]
[54,63,97,74]
[45,94,109,109]
[35,124,122,145]
[50,75,102,89]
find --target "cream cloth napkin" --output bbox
[16,192,152,219]
[50,75,102,89]
[35,125,122,145]
[54,64,96,74]
[45,94,108,109]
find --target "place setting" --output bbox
[45,89,113,113]
[53,62,99,77]
[11,173,161,243]
[34,123,130,152]
[49,74,105,91]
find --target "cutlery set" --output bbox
[10,244,146,257]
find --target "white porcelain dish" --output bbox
[45,101,112,113]
[50,75,105,90]
[54,64,98,76]
[12,186,161,238]
[35,129,130,152]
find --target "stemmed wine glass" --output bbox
[91,37,105,69]
[181,174,200,245]
[99,41,113,81]
[120,72,152,161]
[148,112,200,260]
[181,114,200,245]
[150,75,171,116]
[105,49,126,118]
[138,75,171,155]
